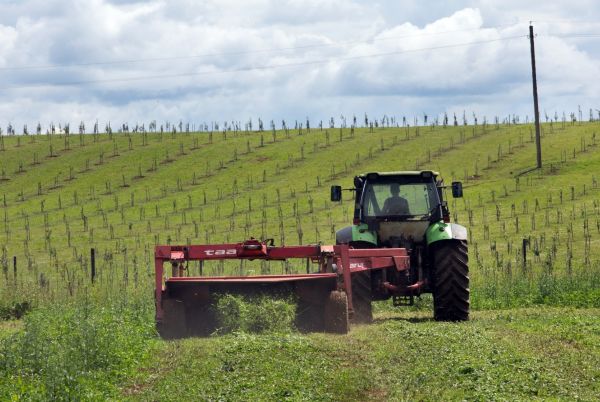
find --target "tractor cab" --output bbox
[332,171,462,248]
[359,171,441,247]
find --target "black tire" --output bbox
[324,291,349,334]
[351,271,373,324]
[431,240,469,321]
[157,298,187,339]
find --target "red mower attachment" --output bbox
[155,238,410,338]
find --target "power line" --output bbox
[531,19,600,25]
[1,35,524,90]
[546,33,600,38]
[0,22,522,72]
[1,35,525,90]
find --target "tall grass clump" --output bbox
[215,294,297,334]
[0,293,155,400]
[470,265,600,310]
[0,301,31,320]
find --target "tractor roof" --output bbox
[357,170,439,178]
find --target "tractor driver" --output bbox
[382,183,410,215]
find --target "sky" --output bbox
[0,0,599,131]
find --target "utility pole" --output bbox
[529,23,542,169]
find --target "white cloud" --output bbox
[0,24,18,67]
[0,0,599,130]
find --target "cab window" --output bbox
[363,181,436,217]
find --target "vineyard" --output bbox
[1,118,600,399]
[1,119,599,309]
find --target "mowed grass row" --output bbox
[1,121,600,308]
[123,306,600,401]
[1,297,597,401]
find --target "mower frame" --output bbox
[154,238,411,328]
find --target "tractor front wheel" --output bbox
[351,271,373,324]
[431,240,469,321]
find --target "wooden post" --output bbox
[529,24,542,168]
[90,248,96,283]
[13,256,16,281]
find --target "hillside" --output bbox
[1,120,599,308]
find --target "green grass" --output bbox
[2,120,600,399]
[0,291,155,401]
[124,306,600,401]
[3,300,598,400]
[0,320,22,340]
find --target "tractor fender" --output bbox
[425,221,468,246]
[336,225,378,246]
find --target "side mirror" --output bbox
[451,181,463,198]
[330,185,342,202]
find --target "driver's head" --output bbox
[390,183,400,196]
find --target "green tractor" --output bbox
[331,170,469,322]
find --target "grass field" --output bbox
[1,297,598,401]
[125,306,600,401]
[1,119,600,399]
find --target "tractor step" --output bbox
[393,295,414,307]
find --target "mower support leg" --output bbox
[340,245,354,316]
[155,258,164,322]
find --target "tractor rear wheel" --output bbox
[351,271,373,324]
[431,240,469,321]
[324,291,349,334]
